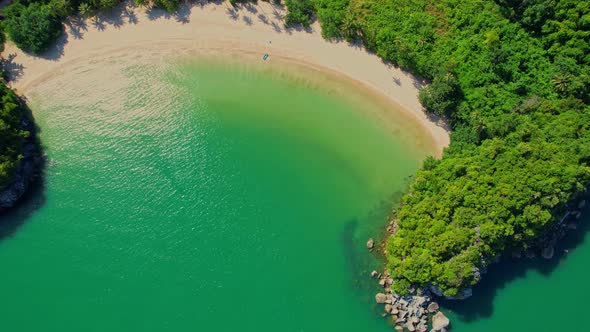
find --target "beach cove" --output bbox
[1,2,589,332]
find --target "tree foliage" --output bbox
[2,2,63,54]
[1,0,589,297]
[0,82,30,190]
[303,0,590,296]
[284,0,315,27]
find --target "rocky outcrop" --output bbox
[374,275,436,332]
[429,284,472,300]
[431,312,450,331]
[427,302,439,313]
[375,293,388,304]
[0,112,44,211]
[541,245,554,259]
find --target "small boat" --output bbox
[263,53,269,61]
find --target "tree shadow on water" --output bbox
[0,176,47,241]
[442,203,590,322]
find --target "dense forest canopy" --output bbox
[1,0,589,296]
[0,83,30,191]
[308,0,590,297]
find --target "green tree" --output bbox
[3,2,63,54]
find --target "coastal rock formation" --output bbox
[427,302,439,313]
[376,293,388,304]
[374,277,435,332]
[431,311,450,331]
[542,245,555,259]
[0,116,44,211]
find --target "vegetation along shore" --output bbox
[1,0,589,331]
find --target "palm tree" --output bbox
[78,3,95,18]
[341,13,357,41]
[552,73,572,94]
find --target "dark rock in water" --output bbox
[432,312,450,332]
[579,200,586,209]
[376,293,388,304]
[525,249,536,259]
[427,302,439,313]
[542,245,555,259]
[367,238,375,249]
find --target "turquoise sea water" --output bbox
[0,57,588,332]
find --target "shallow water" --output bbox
[0,58,425,331]
[1,56,588,332]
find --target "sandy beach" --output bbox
[2,1,449,155]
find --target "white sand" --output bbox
[2,1,449,156]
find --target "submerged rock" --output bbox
[371,270,379,278]
[431,312,450,331]
[542,245,555,259]
[367,238,375,249]
[376,293,388,304]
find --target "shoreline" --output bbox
[1,1,449,157]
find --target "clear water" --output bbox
[0,58,424,331]
[0,57,587,332]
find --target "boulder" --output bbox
[379,279,387,287]
[417,321,428,332]
[412,296,427,307]
[431,312,450,332]
[367,238,375,249]
[385,304,394,314]
[427,302,440,313]
[394,326,404,332]
[371,270,378,278]
[541,246,554,259]
[406,322,416,332]
[399,310,408,319]
[375,293,387,304]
